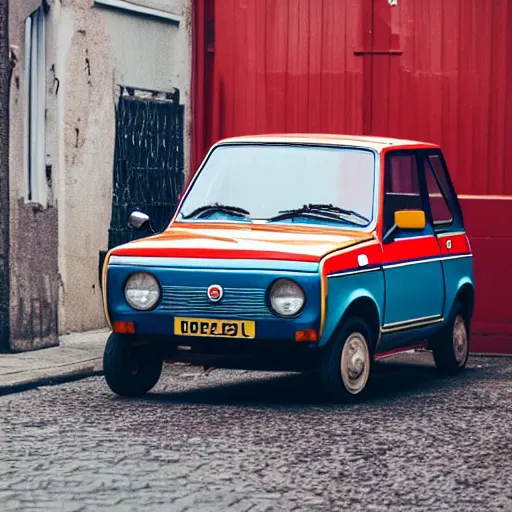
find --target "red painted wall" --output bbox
[192,0,512,353]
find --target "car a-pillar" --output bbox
[319,296,381,402]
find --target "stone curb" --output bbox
[0,359,104,396]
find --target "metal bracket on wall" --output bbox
[93,0,181,25]
[119,84,180,104]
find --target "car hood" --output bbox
[110,223,375,263]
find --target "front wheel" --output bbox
[432,303,470,375]
[103,333,163,397]
[320,317,372,402]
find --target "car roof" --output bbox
[215,133,439,151]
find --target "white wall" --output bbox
[99,0,192,176]
[54,0,192,332]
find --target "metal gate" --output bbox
[108,86,184,249]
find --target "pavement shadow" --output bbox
[143,358,477,408]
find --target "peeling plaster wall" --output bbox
[57,0,191,334]
[9,0,192,344]
[9,0,60,351]
[55,0,116,333]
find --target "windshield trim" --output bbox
[172,142,380,233]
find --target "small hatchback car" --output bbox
[102,135,474,401]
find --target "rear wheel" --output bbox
[103,333,163,397]
[432,303,469,375]
[320,317,372,402]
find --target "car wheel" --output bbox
[320,317,372,402]
[432,303,469,375]
[103,333,163,397]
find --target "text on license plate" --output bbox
[174,317,256,339]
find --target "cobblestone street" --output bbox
[0,352,511,512]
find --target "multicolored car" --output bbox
[101,135,475,401]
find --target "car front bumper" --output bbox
[105,256,322,344]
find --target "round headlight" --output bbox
[124,272,161,311]
[269,279,305,317]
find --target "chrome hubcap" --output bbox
[341,332,370,394]
[453,315,468,365]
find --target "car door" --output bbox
[381,151,445,334]
[421,150,472,317]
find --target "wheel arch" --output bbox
[454,279,475,322]
[326,294,381,354]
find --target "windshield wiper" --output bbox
[181,203,251,220]
[305,204,370,223]
[268,204,369,225]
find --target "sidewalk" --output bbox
[0,329,110,395]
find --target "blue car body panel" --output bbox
[107,258,321,341]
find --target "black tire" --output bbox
[320,317,373,402]
[432,302,470,375]
[103,333,163,397]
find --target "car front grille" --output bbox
[159,285,273,319]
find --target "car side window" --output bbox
[424,155,453,225]
[384,153,423,235]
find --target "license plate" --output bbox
[174,317,256,339]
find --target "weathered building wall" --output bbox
[100,0,192,181]
[57,0,191,333]
[9,0,59,351]
[9,0,192,348]
[53,0,117,334]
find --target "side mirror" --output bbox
[129,210,151,230]
[383,209,426,244]
[394,210,426,230]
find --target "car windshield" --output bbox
[178,144,376,226]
